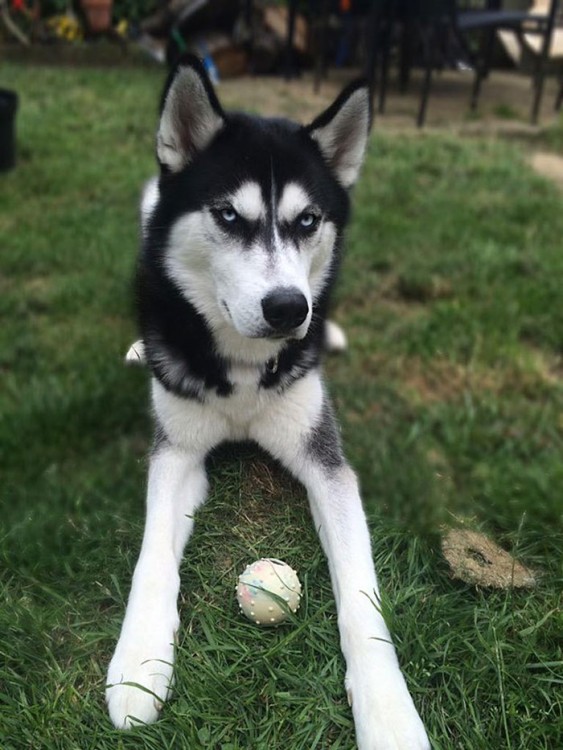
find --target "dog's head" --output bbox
[145,56,370,349]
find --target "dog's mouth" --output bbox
[220,300,306,341]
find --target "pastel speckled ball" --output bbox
[236,558,302,626]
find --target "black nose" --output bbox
[261,287,309,332]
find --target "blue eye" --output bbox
[298,212,318,230]
[219,207,238,223]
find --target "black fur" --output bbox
[137,264,233,400]
[307,398,344,469]
[152,421,170,454]
[138,61,356,401]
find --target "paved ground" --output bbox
[217,67,563,188]
[218,67,561,131]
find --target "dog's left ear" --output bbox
[306,82,371,189]
[157,55,225,173]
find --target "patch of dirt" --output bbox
[240,457,285,503]
[529,151,563,189]
[219,68,561,132]
[384,349,562,407]
[441,528,536,588]
[517,343,563,385]
[395,357,503,405]
[335,273,436,324]
[23,276,53,295]
[238,456,303,524]
[395,274,454,304]
[219,75,342,124]
[335,295,427,327]
[345,351,500,407]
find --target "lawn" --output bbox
[1,63,562,750]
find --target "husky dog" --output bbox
[105,57,430,750]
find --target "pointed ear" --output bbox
[306,81,371,188]
[156,55,225,173]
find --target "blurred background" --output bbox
[1,3,562,749]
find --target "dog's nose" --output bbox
[261,288,309,332]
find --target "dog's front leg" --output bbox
[106,443,208,729]
[251,373,430,750]
[305,461,430,750]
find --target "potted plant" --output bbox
[80,0,113,33]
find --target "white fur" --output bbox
[124,340,146,365]
[136,177,340,365]
[325,320,348,352]
[157,67,224,172]
[124,318,347,371]
[277,182,312,223]
[139,178,335,349]
[106,373,430,748]
[229,181,266,222]
[309,88,370,189]
[140,178,158,236]
[140,177,159,237]
[107,76,429,749]
[162,184,335,349]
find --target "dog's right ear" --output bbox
[156,55,225,173]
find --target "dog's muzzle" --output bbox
[261,287,309,335]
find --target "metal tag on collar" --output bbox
[266,355,279,375]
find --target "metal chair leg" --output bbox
[470,27,494,111]
[379,19,393,114]
[531,0,558,123]
[418,25,434,127]
[530,60,546,124]
[313,0,329,93]
[365,1,380,111]
[470,68,484,111]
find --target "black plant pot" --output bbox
[0,89,18,172]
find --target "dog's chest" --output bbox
[215,364,271,424]
[152,366,278,449]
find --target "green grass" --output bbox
[1,64,562,749]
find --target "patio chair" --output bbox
[417,0,560,126]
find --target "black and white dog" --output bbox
[105,56,430,750]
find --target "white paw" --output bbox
[124,339,146,366]
[106,616,177,729]
[346,669,430,750]
[325,319,347,352]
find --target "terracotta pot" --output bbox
[81,0,113,33]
